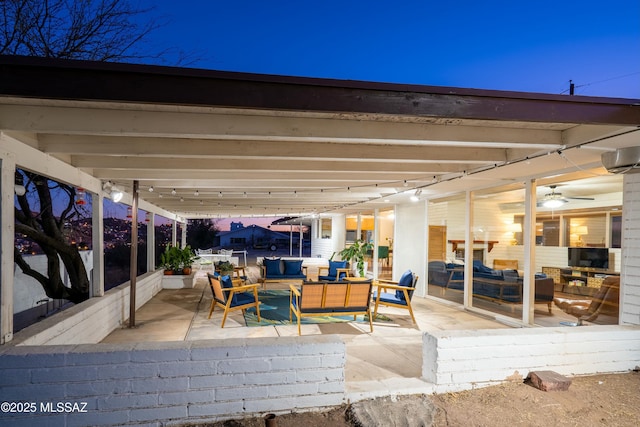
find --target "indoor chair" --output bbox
[373,270,418,323]
[554,276,620,325]
[207,273,261,327]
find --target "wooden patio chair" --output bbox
[373,270,418,324]
[207,273,261,327]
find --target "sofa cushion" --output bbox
[263,258,282,276]
[283,259,304,275]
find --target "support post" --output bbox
[129,180,139,328]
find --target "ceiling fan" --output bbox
[538,185,594,208]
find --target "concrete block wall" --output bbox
[423,325,640,393]
[0,336,345,426]
[622,173,640,325]
[10,271,163,346]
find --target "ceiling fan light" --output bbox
[542,198,566,208]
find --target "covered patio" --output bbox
[97,268,600,400]
[2,56,640,425]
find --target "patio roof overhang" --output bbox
[1,55,639,219]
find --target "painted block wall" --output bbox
[622,173,640,325]
[423,325,640,393]
[10,270,163,346]
[0,336,345,426]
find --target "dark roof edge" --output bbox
[2,54,639,105]
[2,55,639,125]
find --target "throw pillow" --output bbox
[283,260,303,275]
[263,258,282,276]
[328,260,347,278]
[396,270,414,301]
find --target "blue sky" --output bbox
[144,0,640,98]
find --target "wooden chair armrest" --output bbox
[336,267,351,278]
[377,279,399,285]
[376,283,415,291]
[318,266,329,275]
[302,266,308,275]
[289,284,301,296]
[225,283,260,293]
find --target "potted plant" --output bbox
[160,245,182,275]
[179,245,199,275]
[215,260,235,276]
[339,240,373,277]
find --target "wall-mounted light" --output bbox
[410,189,422,202]
[14,184,26,196]
[102,181,123,203]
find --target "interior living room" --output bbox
[426,172,623,326]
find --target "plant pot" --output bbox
[352,261,368,277]
[163,269,174,275]
[182,267,192,275]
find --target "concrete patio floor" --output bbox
[101,269,515,400]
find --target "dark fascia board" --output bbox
[1,55,639,125]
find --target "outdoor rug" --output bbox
[243,289,391,327]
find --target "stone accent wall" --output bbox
[0,337,345,426]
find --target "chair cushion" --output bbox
[328,260,347,278]
[263,258,282,276]
[374,291,407,306]
[283,259,303,275]
[396,270,414,301]
[230,292,256,307]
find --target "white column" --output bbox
[91,192,105,297]
[522,179,537,325]
[373,209,380,280]
[0,152,15,343]
[147,213,155,271]
[463,191,473,308]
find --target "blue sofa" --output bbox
[259,258,307,288]
[428,260,554,311]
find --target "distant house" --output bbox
[218,222,290,250]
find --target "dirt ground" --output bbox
[207,371,640,427]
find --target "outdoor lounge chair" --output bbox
[373,270,418,323]
[207,273,261,327]
[554,275,620,325]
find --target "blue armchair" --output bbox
[373,270,419,323]
[318,260,350,281]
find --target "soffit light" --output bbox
[102,181,123,203]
